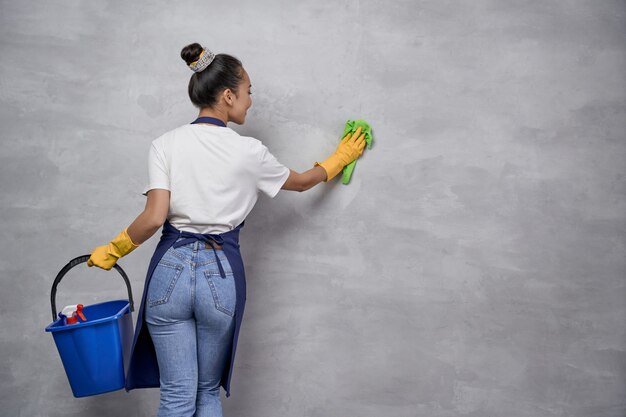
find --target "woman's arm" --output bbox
[88,189,170,270]
[127,189,170,244]
[283,127,365,192]
[281,166,327,192]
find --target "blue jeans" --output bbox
[145,239,236,417]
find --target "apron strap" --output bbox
[173,231,227,278]
[191,116,227,127]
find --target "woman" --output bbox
[87,42,365,417]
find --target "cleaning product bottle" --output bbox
[61,304,87,325]
[57,312,68,326]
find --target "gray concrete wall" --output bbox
[1,1,625,416]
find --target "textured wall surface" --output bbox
[1,1,625,416]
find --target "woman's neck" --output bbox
[197,107,228,124]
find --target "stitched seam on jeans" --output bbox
[197,258,218,267]
[165,247,189,262]
[204,270,234,277]
[196,252,228,268]
[204,271,234,316]
[148,264,183,307]
[156,258,183,269]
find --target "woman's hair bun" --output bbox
[181,43,204,66]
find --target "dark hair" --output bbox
[180,43,244,108]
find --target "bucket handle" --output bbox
[50,255,134,321]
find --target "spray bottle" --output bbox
[60,304,87,325]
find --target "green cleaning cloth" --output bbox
[341,119,373,184]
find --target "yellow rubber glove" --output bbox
[315,127,366,181]
[87,228,139,270]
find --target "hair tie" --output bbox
[188,48,215,72]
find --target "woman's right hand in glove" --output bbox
[315,126,366,181]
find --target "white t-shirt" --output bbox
[144,123,290,234]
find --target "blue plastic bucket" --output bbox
[45,255,135,398]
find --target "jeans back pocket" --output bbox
[204,270,236,317]
[148,260,184,307]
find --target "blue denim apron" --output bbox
[126,116,246,397]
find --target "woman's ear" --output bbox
[223,88,234,106]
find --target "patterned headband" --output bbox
[188,48,215,73]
